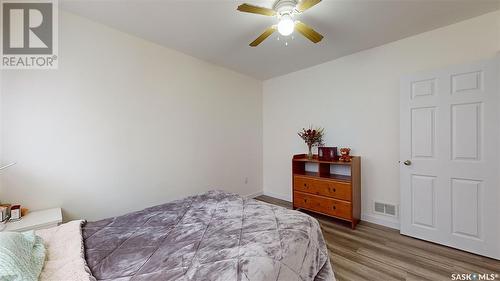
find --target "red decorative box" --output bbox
[318,147,338,161]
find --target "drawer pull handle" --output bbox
[304,199,307,203]
[333,206,336,210]
[304,183,307,187]
[333,188,336,192]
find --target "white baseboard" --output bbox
[362,213,400,230]
[262,190,292,202]
[244,190,264,199]
[260,191,400,230]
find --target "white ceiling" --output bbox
[61,0,499,80]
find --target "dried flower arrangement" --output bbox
[298,126,325,159]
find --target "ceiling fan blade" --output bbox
[250,26,276,47]
[295,21,323,43]
[237,4,276,16]
[296,0,321,12]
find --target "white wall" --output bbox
[0,12,263,221]
[263,11,500,228]
[0,70,3,198]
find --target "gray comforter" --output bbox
[83,190,335,281]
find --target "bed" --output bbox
[43,190,335,281]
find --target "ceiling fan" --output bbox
[237,0,324,47]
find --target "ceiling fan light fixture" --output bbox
[277,14,294,36]
[237,0,323,46]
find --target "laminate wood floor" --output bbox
[255,195,500,281]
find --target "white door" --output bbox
[400,58,500,259]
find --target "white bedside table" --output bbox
[1,208,62,232]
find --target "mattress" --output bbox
[83,190,335,281]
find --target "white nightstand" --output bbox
[1,208,62,232]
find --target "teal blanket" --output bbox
[0,231,46,281]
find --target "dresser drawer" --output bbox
[294,191,352,219]
[293,176,352,201]
[293,176,314,192]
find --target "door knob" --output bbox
[403,160,412,166]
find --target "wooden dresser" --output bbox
[292,154,361,229]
